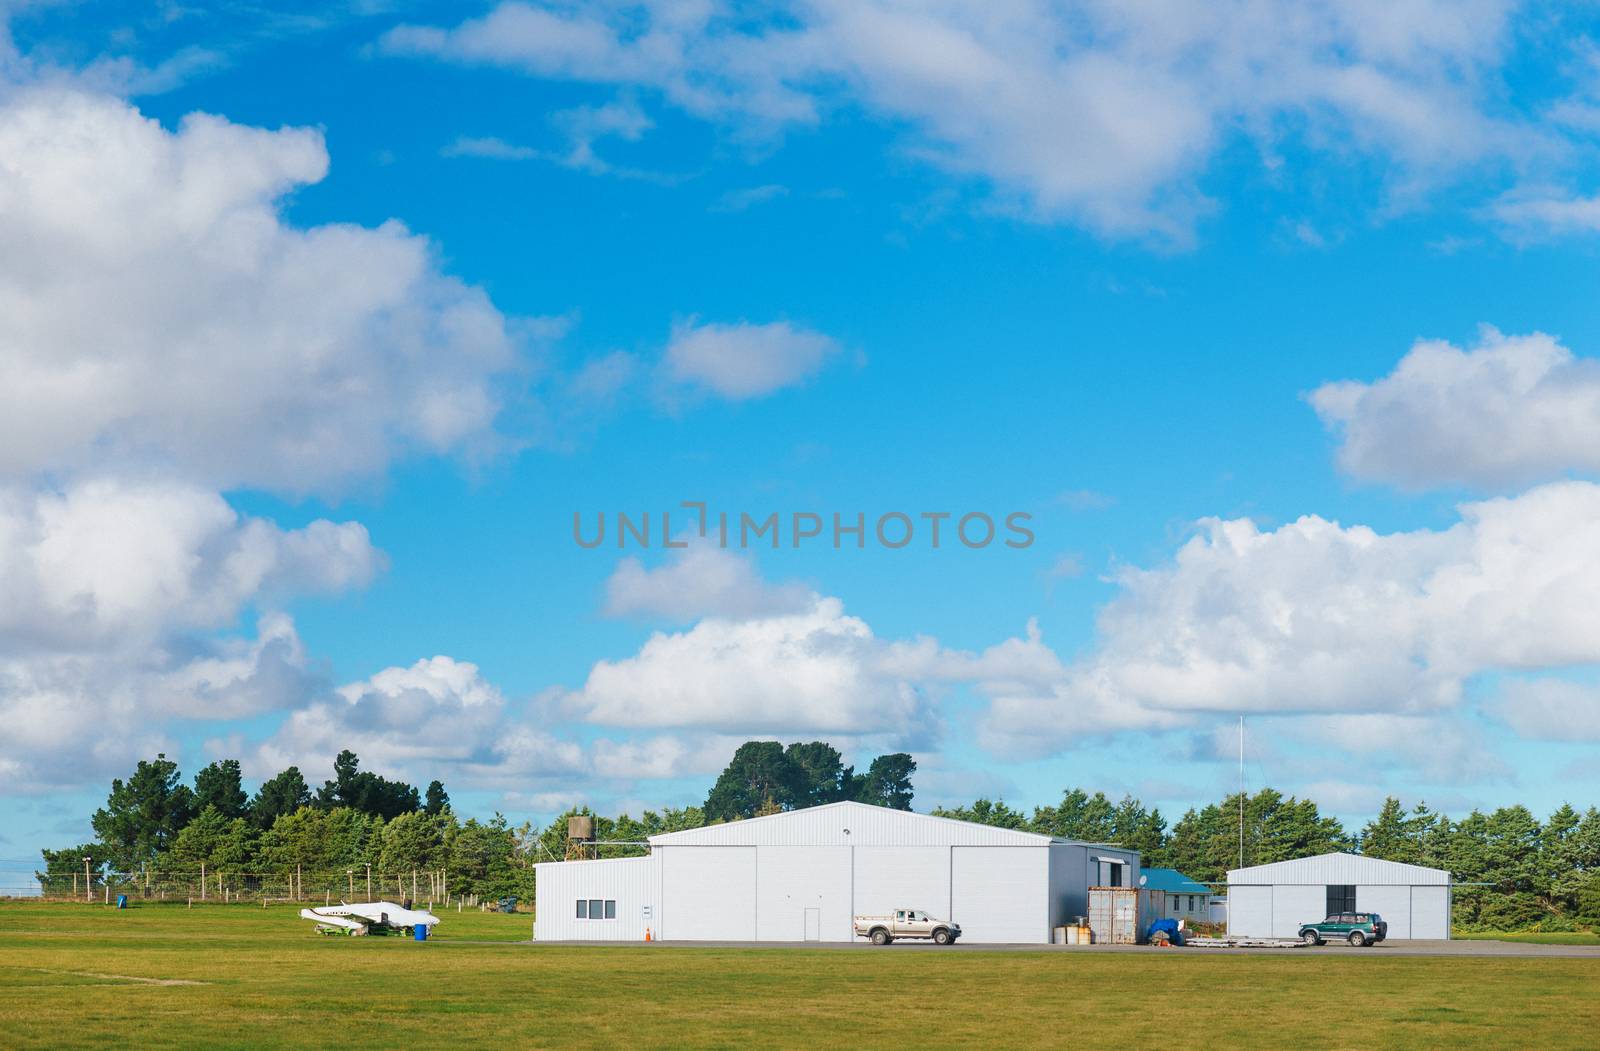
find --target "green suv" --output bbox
[1298,912,1388,946]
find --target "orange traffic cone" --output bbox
[645,927,653,942]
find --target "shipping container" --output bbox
[1087,887,1165,944]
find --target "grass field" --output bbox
[1456,930,1600,945]
[3,902,1598,1049]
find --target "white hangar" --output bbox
[534,801,1141,944]
[1227,852,1453,940]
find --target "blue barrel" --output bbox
[413,924,428,942]
[116,895,128,909]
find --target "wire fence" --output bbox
[11,867,524,909]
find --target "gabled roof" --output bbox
[1139,867,1215,895]
[648,800,1062,848]
[1227,851,1451,885]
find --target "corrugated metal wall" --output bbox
[1228,853,1450,886]
[651,801,1051,848]
[533,854,660,942]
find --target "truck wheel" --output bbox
[1348,931,1366,947]
[933,928,952,945]
[1302,930,1320,945]
[871,929,890,946]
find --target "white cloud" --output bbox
[0,478,381,655]
[0,614,327,792]
[663,318,839,399]
[603,543,813,621]
[252,656,586,786]
[0,87,518,494]
[571,596,935,735]
[1311,329,1600,491]
[382,0,1538,242]
[0,477,380,791]
[976,482,1600,757]
[1489,190,1600,238]
[1490,678,1600,742]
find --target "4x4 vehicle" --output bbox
[853,909,961,945]
[1298,912,1388,946]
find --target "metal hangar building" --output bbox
[534,801,1141,944]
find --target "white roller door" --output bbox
[1227,885,1272,937]
[951,846,1048,943]
[660,846,755,941]
[1410,885,1451,939]
[1270,885,1325,938]
[852,846,950,922]
[1358,885,1411,939]
[756,846,852,942]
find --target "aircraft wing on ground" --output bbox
[300,901,440,935]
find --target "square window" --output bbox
[576,899,588,919]
[588,898,603,919]
[1326,885,1356,915]
[604,900,617,919]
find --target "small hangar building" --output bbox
[535,801,1140,944]
[1227,852,1453,940]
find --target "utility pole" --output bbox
[1238,715,1245,872]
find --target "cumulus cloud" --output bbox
[0,479,381,655]
[0,615,328,792]
[603,543,813,621]
[0,477,380,790]
[1490,678,1600,742]
[1311,329,1600,491]
[570,596,935,735]
[251,656,586,786]
[663,318,839,399]
[0,87,518,493]
[382,0,1538,241]
[976,482,1600,756]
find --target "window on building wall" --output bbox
[1327,885,1356,915]
[575,899,588,919]
[604,900,616,919]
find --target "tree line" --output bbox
[39,742,1600,929]
[935,789,1600,930]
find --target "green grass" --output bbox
[2,902,1598,1049]
[1456,930,1600,945]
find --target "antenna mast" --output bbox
[1238,715,1245,871]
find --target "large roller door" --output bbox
[660,846,755,941]
[1269,885,1325,938]
[951,846,1048,943]
[756,846,851,941]
[852,846,949,920]
[1227,885,1272,937]
[1409,885,1451,939]
[1358,885,1411,939]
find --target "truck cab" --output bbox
[853,909,961,945]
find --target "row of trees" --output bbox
[64,751,449,874]
[40,743,1600,929]
[935,789,1600,929]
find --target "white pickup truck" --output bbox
[853,909,961,945]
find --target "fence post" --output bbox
[201,862,207,901]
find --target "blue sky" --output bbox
[5,1,1600,876]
